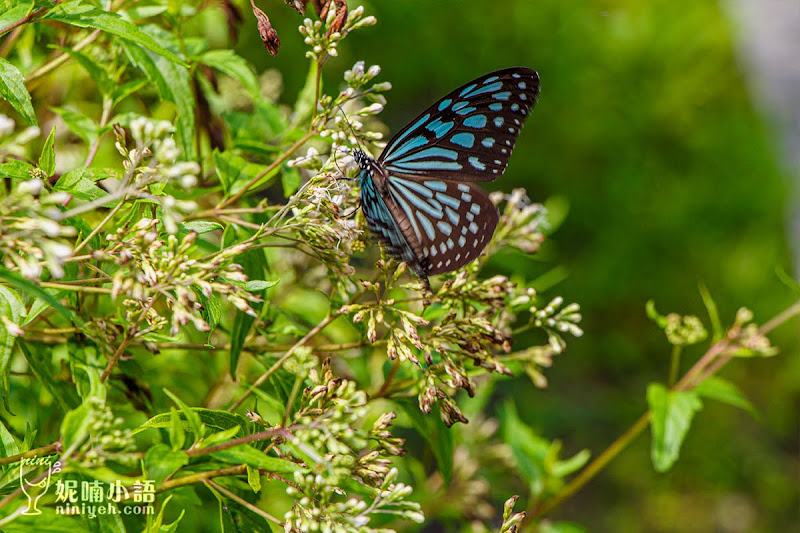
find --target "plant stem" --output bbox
[206,479,283,525]
[100,295,160,382]
[0,443,60,467]
[228,312,340,411]
[216,130,317,210]
[26,29,102,84]
[527,411,652,522]
[524,299,800,523]
[184,427,291,457]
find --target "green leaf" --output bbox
[18,341,80,410]
[210,444,304,473]
[0,267,85,327]
[179,221,223,234]
[246,465,261,493]
[119,27,195,159]
[0,286,24,411]
[647,383,703,472]
[698,284,723,342]
[83,501,126,533]
[292,61,318,127]
[240,280,278,292]
[111,79,148,107]
[0,418,21,458]
[60,402,92,450]
[162,389,205,438]
[197,50,260,99]
[694,376,759,419]
[198,425,241,449]
[43,4,185,66]
[0,2,35,35]
[213,149,266,196]
[50,106,99,144]
[550,447,591,478]
[169,408,186,451]
[500,399,551,495]
[135,407,247,436]
[0,158,34,179]
[281,165,301,197]
[398,401,454,483]
[51,46,114,96]
[54,167,110,201]
[0,58,36,125]
[38,125,56,176]
[143,443,188,487]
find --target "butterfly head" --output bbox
[352,148,370,168]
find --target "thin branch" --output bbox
[217,130,317,210]
[205,479,283,525]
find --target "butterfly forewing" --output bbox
[385,177,499,275]
[379,67,540,182]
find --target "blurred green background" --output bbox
[234,0,798,531]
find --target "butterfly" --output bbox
[354,67,540,289]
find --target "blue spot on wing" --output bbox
[464,115,487,128]
[450,132,474,148]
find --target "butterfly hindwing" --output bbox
[379,67,540,182]
[385,176,499,275]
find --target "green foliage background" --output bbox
[0,0,796,531]
[252,1,798,530]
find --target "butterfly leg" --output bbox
[339,199,362,218]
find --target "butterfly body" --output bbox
[355,67,540,288]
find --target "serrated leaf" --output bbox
[210,444,303,473]
[135,408,247,436]
[0,2,35,34]
[0,158,34,179]
[50,106,99,144]
[119,27,194,159]
[163,389,204,439]
[197,50,260,99]
[38,125,56,176]
[694,376,759,419]
[43,4,185,66]
[0,58,36,125]
[54,167,110,201]
[647,383,703,472]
